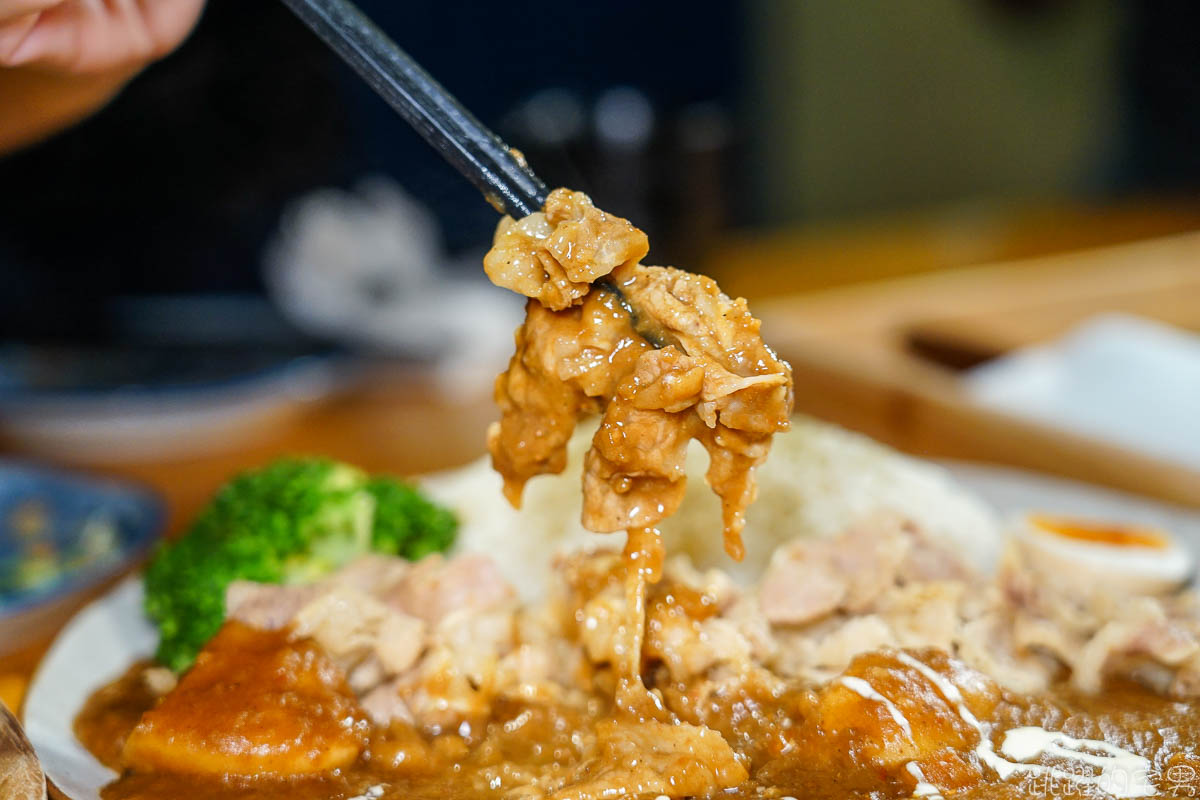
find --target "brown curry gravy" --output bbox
[75,641,1200,799]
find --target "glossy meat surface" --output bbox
[483,189,648,311]
[585,265,792,558]
[485,191,792,558]
[489,289,650,506]
[121,622,368,777]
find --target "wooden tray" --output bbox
[753,231,1200,508]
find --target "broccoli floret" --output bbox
[143,458,456,672]
[367,477,457,560]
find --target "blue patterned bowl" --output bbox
[0,463,163,655]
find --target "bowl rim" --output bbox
[0,463,165,621]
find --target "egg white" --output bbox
[1012,513,1194,596]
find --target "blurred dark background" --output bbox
[0,0,1198,374]
[0,0,744,341]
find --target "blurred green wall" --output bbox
[749,0,1123,222]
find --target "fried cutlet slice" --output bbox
[122,621,367,777]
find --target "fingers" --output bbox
[0,13,40,66]
[0,0,59,66]
[136,0,204,59]
[0,1,86,69]
[5,0,137,71]
[1,0,204,71]
[0,0,60,22]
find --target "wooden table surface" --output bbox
[4,199,1200,722]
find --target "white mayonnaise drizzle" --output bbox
[1000,727,1155,798]
[837,675,914,739]
[905,761,944,799]
[893,652,1155,799]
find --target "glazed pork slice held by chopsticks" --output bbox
[485,191,793,559]
[280,0,794,557]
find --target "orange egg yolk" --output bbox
[1029,514,1169,550]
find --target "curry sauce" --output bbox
[76,640,1200,799]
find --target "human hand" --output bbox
[0,0,205,73]
[0,0,207,153]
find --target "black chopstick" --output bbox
[279,0,549,218]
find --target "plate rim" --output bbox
[24,575,152,800]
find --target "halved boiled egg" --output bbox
[1012,513,1194,596]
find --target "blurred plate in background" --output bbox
[0,464,164,657]
[0,294,346,464]
[0,346,343,465]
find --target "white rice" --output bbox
[421,416,1001,601]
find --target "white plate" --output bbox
[942,461,1200,553]
[25,463,1200,800]
[25,578,152,800]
